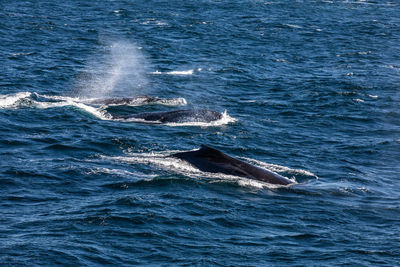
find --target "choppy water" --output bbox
[1,0,400,265]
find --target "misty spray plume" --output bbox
[75,40,149,99]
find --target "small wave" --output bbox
[86,167,157,179]
[336,51,371,57]
[284,24,302,29]
[140,19,168,26]
[8,52,36,58]
[384,65,400,70]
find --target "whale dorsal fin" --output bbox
[199,145,227,159]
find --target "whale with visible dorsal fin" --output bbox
[171,145,293,185]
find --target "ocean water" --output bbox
[1,0,400,265]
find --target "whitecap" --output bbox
[0,92,32,108]
[151,69,194,75]
[166,70,194,75]
[153,97,187,106]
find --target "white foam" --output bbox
[164,110,237,127]
[9,52,35,57]
[141,19,168,26]
[242,157,317,179]
[284,24,302,29]
[167,70,193,75]
[153,97,187,106]
[151,69,194,75]
[0,92,31,108]
[32,98,112,120]
[384,65,400,70]
[39,94,79,102]
[114,117,163,124]
[86,167,157,179]
[0,92,110,119]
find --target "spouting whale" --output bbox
[113,109,223,124]
[171,145,294,185]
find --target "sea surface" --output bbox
[1,0,400,265]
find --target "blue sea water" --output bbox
[1,0,400,265]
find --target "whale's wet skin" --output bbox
[171,145,293,185]
[113,109,223,124]
[84,95,187,106]
[2,0,400,266]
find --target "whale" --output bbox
[84,95,186,106]
[113,109,223,124]
[171,145,293,185]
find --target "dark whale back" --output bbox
[116,110,222,123]
[87,95,157,106]
[172,145,293,185]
